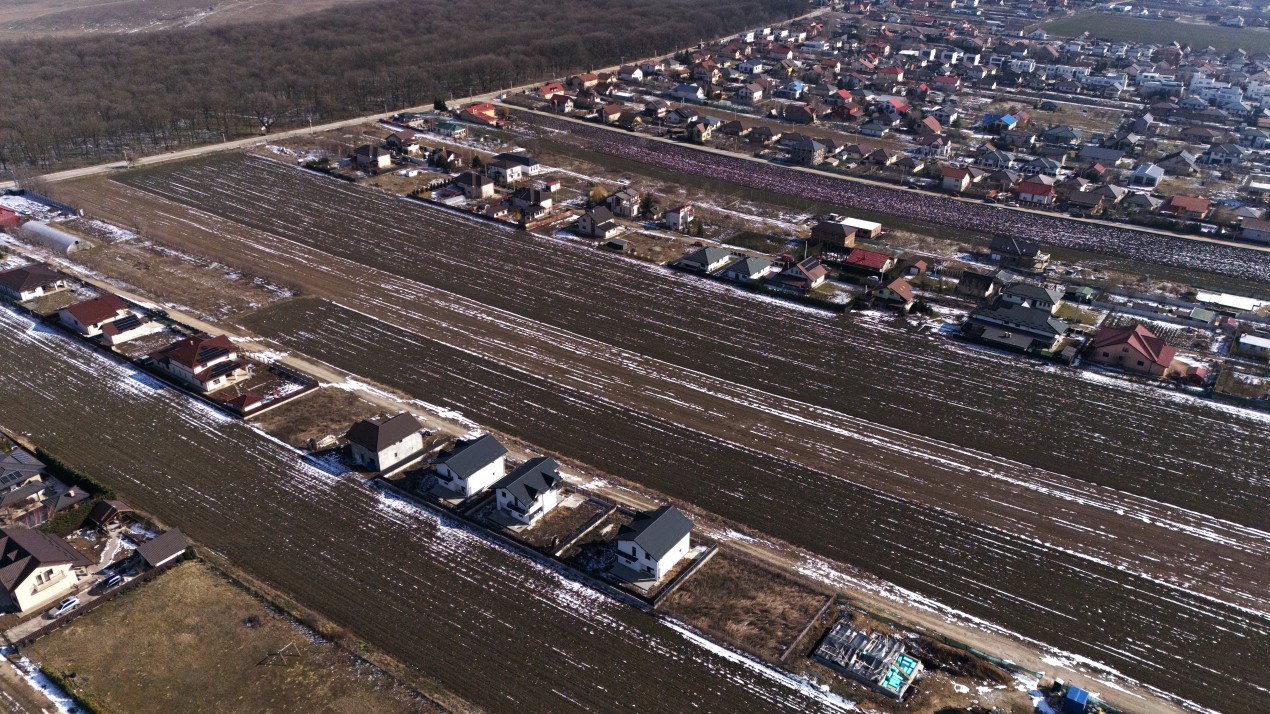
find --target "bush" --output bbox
[39,666,109,714]
[39,497,102,536]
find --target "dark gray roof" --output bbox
[587,206,615,223]
[0,264,64,294]
[617,505,692,560]
[137,528,187,567]
[0,528,93,591]
[723,256,773,276]
[438,434,507,478]
[493,457,561,506]
[0,482,44,509]
[493,152,540,168]
[990,236,1042,257]
[682,247,732,269]
[1002,282,1063,304]
[971,302,1067,336]
[345,413,423,452]
[51,487,91,512]
[0,450,44,490]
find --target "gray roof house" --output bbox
[679,247,733,273]
[614,505,694,582]
[436,434,508,498]
[0,450,44,492]
[493,457,563,525]
[1129,163,1165,188]
[346,413,425,472]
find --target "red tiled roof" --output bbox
[884,277,914,301]
[62,294,129,328]
[845,249,892,270]
[151,333,236,370]
[1165,195,1211,213]
[1091,324,1177,368]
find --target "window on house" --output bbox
[1137,360,1144,366]
[1102,352,1109,357]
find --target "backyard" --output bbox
[25,561,434,713]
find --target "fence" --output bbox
[779,594,835,662]
[650,545,718,609]
[13,553,190,647]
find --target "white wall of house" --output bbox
[9,564,78,613]
[615,534,690,581]
[351,432,423,471]
[495,485,561,525]
[437,456,506,498]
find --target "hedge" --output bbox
[34,448,114,536]
[39,666,109,714]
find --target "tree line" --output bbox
[0,0,804,174]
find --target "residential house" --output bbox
[1199,143,1248,165]
[967,292,1067,352]
[791,137,827,166]
[353,144,392,170]
[1000,282,1063,314]
[57,294,131,337]
[1242,218,1270,243]
[1041,125,1082,146]
[613,505,693,582]
[493,457,563,526]
[136,528,187,569]
[455,171,495,199]
[346,412,425,472]
[1158,150,1198,176]
[149,334,250,393]
[1017,175,1057,205]
[664,205,695,233]
[679,247,732,273]
[1088,324,1176,377]
[719,256,775,283]
[0,264,69,302]
[772,257,828,291]
[579,207,624,240]
[492,153,541,176]
[954,270,998,300]
[1234,333,1270,361]
[989,236,1049,273]
[670,83,705,102]
[1129,163,1165,188]
[1161,195,1212,219]
[843,248,897,276]
[461,104,501,126]
[436,434,508,498]
[87,500,132,529]
[688,121,714,143]
[1123,193,1163,212]
[606,189,641,218]
[485,160,525,185]
[875,277,915,310]
[0,528,92,613]
[738,83,765,104]
[385,130,421,156]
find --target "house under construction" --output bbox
[811,622,923,700]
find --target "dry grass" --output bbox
[249,386,384,448]
[26,561,434,714]
[659,550,828,660]
[515,495,606,549]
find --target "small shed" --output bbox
[137,528,188,569]
[606,238,628,251]
[88,500,133,528]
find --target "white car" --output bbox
[46,596,79,619]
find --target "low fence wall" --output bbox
[12,553,190,647]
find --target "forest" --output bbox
[0,0,805,174]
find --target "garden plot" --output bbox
[25,561,435,714]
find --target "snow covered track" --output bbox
[0,307,848,713]
[76,154,1270,713]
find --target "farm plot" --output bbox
[0,307,848,714]
[60,154,1270,711]
[110,156,1270,529]
[244,298,1270,714]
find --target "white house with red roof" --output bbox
[57,294,132,337]
[843,248,897,275]
[664,205,695,233]
[149,334,251,392]
[1017,175,1057,205]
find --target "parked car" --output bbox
[93,574,123,594]
[1005,202,1020,207]
[46,596,79,619]
[982,197,997,204]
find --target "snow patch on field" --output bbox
[2,649,72,713]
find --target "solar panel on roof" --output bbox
[111,315,142,332]
[197,345,230,363]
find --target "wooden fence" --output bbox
[12,553,190,647]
